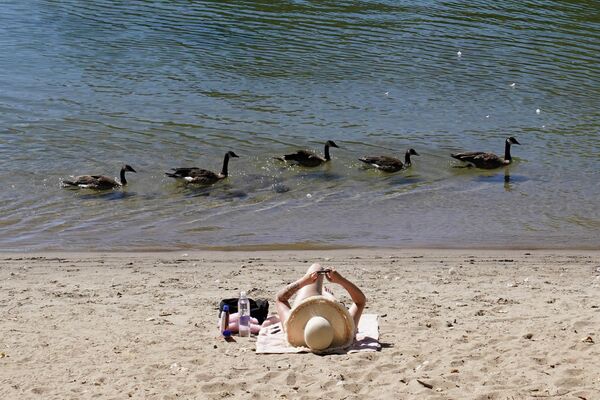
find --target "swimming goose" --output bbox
[359,148,419,172]
[451,137,520,169]
[165,151,239,184]
[275,140,339,167]
[62,164,136,189]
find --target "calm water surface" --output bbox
[1,1,599,250]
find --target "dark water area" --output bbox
[1,1,599,250]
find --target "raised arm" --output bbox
[326,268,366,327]
[275,271,318,329]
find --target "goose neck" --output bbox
[221,154,230,177]
[504,140,512,161]
[404,151,411,166]
[120,168,127,185]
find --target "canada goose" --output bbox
[275,140,339,167]
[62,164,136,189]
[451,137,520,169]
[359,148,419,172]
[165,151,239,184]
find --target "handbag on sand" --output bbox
[219,298,269,324]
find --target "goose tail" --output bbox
[61,179,77,187]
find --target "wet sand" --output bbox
[1,249,599,399]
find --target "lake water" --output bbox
[1,0,599,251]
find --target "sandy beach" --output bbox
[1,249,599,399]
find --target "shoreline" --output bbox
[2,242,600,254]
[2,249,599,399]
[0,247,600,260]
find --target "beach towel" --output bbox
[256,314,380,354]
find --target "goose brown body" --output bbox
[276,140,339,167]
[359,149,419,172]
[166,151,239,184]
[451,137,520,169]
[62,165,136,189]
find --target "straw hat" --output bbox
[285,295,355,352]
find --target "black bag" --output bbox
[219,298,269,324]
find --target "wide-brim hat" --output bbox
[285,295,355,352]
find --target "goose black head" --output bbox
[408,148,420,156]
[123,164,137,173]
[325,140,339,148]
[507,137,520,145]
[226,151,240,158]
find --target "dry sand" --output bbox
[1,249,599,399]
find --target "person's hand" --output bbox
[299,271,318,287]
[325,268,343,284]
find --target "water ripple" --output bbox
[1,0,599,250]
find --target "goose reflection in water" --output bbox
[504,172,512,192]
[77,191,137,201]
[183,184,248,200]
[473,172,527,192]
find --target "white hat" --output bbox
[285,295,355,352]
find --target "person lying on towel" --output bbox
[275,263,367,352]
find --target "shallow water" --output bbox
[1,1,599,250]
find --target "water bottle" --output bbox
[219,305,230,335]
[238,291,250,337]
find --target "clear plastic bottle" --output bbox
[238,291,250,337]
